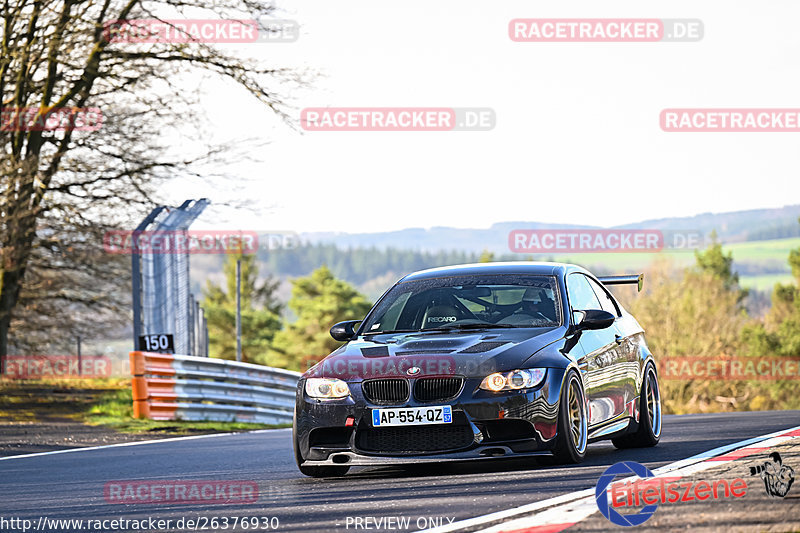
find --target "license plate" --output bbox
[372,406,452,427]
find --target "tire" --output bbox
[552,370,588,464]
[293,432,350,478]
[613,362,661,449]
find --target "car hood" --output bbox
[305,326,567,380]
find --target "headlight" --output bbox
[305,378,350,399]
[480,369,546,392]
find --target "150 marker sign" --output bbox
[138,334,175,354]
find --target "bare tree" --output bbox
[0,0,295,362]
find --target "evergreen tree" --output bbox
[742,218,800,356]
[202,254,282,364]
[267,266,372,371]
[694,231,748,302]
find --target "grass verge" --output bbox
[0,378,289,435]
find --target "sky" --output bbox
[160,0,800,234]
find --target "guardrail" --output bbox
[129,351,301,425]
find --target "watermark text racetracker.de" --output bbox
[0,515,279,532]
[309,355,458,380]
[103,230,299,254]
[659,357,800,381]
[306,355,511,380]
[509,18,703,42]
[508,229,708,253]
[1,355,111,379]
[103,18,298,43]
[1,107,103,132]
[661,108,800,132]
[104,480,257,505]
[300,107,495,131]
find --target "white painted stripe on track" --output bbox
[419,424,800,533]
[0,427,291,462]
[474,424,800,533]
[419,489,596,533]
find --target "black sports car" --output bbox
[293,262,661,477]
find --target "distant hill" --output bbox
[301,205,800,253]
[614,205,800,243]
[190,205,800,302]
[301,221,593,255]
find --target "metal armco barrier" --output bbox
[130,351,300,425]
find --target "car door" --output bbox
[565,273,624,427]
[585,276,639,417]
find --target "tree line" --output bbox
[202,256,371,372]
[255,244,484,285]
[207,222,800,416]
[617,225,800,413]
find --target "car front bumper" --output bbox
[294,369,566,467]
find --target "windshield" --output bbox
[361,274,562,334]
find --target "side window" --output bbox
[586,277,620,317]
[566,274,602,312]
[368,291,411,332]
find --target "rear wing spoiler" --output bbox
[597,274,644,292]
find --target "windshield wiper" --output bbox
[425,323,517,331]
[363,329,420,335]
[363,323,517,335]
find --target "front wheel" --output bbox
[552,370,588,464]
[613,362,661,449]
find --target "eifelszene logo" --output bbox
[596,462,658,527]
[596,461,748,526]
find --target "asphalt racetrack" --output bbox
[1,411,799,532]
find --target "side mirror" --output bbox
[330,320,361,342]
[575,309,615,331]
